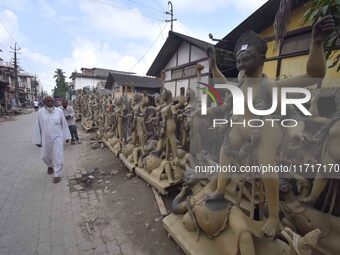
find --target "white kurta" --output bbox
[32,107,71,177]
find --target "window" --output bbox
[171,64,196,80]
[183,65,196,78]
[281,33,311,55]
[171,68,183,80]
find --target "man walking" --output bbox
[32,96,71,183]
[33,99,39,111]
[61,99,81,145]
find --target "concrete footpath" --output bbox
[0,112,179,255]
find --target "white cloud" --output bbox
[117,55,137,70]
[21,47,51,65]
[0,10,19,45]
[0,10,24,62]
[173,21,211,43]
[0,0,29,12]
[171,0,267,13]
[22,34,167,93]
[231,0,268,11]
[39,0,57,18]
[3,0,270,95]
[63,35,166,78]
[0,2,196,93]
[171,0,226,13]
[65,38,122,70]
[79,0,163,40]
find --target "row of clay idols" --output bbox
[168,17,340,255]
[72,16,340,255]
[73,62,205,185]
[73,83,340,255]
[74,78,201,184]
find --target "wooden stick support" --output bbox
[152,187,168,216]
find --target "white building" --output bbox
[70,67,135,91]
[147,31,214,97]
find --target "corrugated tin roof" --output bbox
[146,31,213,77]
[105,72,162,90]
[93,68,135,77]
[71,73,108,80]
[71,68,135,80]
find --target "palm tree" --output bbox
[53,68,66,83]
[53,68,68,98]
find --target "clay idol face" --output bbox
[236,45,263,75]
[234,31,268,76]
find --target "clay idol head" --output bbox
[234,30,268,75]
[160,88,172,102]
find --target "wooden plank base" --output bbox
[163,214,290,255]
[134,162,182,195]
[152,187,167,216]
[119,154,135,172]
[103,139,120,156]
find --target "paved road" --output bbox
[0,112,147,255]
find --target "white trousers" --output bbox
[41,137,64,177]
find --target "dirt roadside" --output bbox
[66,128,183,255]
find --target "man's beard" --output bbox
[46,106,54,112]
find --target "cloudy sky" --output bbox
[0,0,267,93]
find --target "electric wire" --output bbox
[158,21,166,39]
[129,22,168,71]
[0,17,16,44]
[175,20,191,36]
[150,0,166,12]
[124,0,163,14]
[90,0,164,21]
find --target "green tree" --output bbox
[53,68,68,98]
[303,0,340,71]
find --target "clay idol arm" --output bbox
[206,46,230,85]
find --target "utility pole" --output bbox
[33,75,38,99]
[165,1,177,31]
[10,43,21,106]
